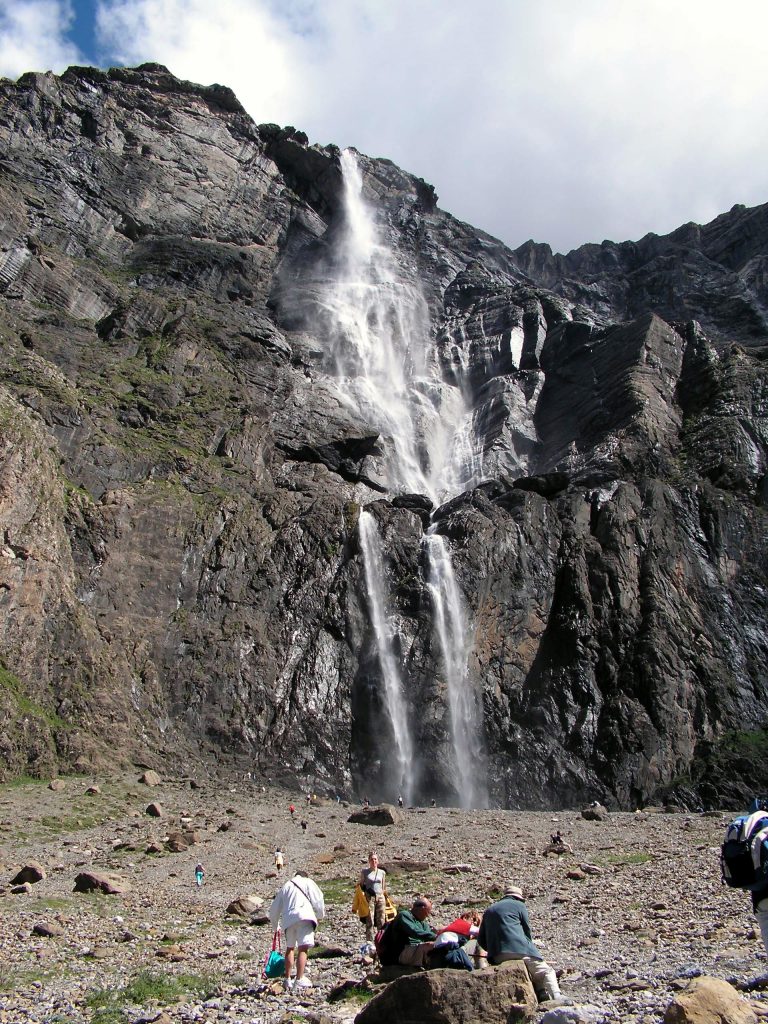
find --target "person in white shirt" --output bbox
[269,872,325,990]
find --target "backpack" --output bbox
[374,920,401,965]
[721,811,768,890]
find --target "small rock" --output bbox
[48,779,65,791]
[139,770,161,786]
[145,802,163,817]
[11,883,32,894]
[85,785,101,795]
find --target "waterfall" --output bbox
[425,531,487,809]
[330,148,487,806]
[358,510,415,803]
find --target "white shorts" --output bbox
[284,921,316,949]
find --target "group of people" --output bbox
[269,850,561,1003]
[374,884,561,1001]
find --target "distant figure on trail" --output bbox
[359,850,387,942]
[274,847,284,872]
[398,794,404,808]
[289,803,295,819]
[478,882,561,1002]
[363,796,370,809]
[430,798,436,807]
[269,871,325,990]
[300,819,307,832]
[306,793,311,806]
[376,897,436,968]
[194,862,205,887]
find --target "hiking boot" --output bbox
[283,978,294,991]
[294,976,313,989]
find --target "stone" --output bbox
[225,895,264,917]
[10,883,31,894]
[145,803,163,818]
[85,785,101,795]
[11,862,46,885]
[664,976,758,1023]
[48,779,65,791]
[348,805,399,827]
[581,805,609,822]
[32,921,63,937]
[139,770,161,786]
[165,832,189,852]
[73,871,131,895]
[355,962,537,1024]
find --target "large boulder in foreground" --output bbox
[355,962,537,1024]
[663,976,757,1024]
[348,804,399,827]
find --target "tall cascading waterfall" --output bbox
[326,149,487,806]
[358,510,415,802]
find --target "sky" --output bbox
[1,0,767,255]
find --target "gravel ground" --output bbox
[1,773,766,1023]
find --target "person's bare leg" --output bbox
[296,946,308,980]
[284,947,294,980]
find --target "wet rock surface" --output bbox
[1,775,768,1023]
[0,64,765,808]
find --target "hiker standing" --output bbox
[274,847,284,872]
[269,871,325,991]
[194,862,205,887]
[478,882,561,1002]
[359,850,387,942]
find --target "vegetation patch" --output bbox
[85,969,219,1015]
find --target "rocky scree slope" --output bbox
[0,63,766,808]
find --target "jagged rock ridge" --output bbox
[0,63,766,808]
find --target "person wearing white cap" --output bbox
[477,882,561,1002]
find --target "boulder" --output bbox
[48,779,65,791]
[348,805,399,826]
[225,895,264,917]
[663,976,757,1024]
[165,832,190,852]
[11,862,46,885]
[139,770,161,786]
[581,805,608,822]
[145,802,163,817]
[355,962,537,1024]
[73,871,130,895]
[32,921,63,937]
[85,785,101,795]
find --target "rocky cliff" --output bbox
[0,63,766,808]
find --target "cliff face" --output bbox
[0,63,766,808]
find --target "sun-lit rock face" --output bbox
[0,63,766,808]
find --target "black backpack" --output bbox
[721,811,768,890]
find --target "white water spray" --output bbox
[425,531,487,808]
[329,149,487,805]
[358,510,414,802]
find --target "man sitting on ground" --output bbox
[478,882,561,1002]
[378,897,436,967]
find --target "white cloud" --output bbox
[0,0,82,79]
[4,0,768,252]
